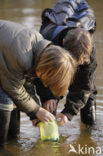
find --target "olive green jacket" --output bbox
[0,20,51,118]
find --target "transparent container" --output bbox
[39,120,59,141]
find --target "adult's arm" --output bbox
[0,20,50,119]
[0,67,40,119]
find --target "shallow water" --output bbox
[0,0,103,156]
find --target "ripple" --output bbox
[96,99,103,104]
[97,86,103,90]
[97,94,103,98]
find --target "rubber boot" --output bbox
[0,110,11,149]
[0,148,13,156]
[80,98,96,127]
[8,108,20,140]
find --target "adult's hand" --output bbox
[43,99,57,113]
[56,113,68,125]
[35,107,55,123]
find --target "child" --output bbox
[0,20,75,148]
[35,0,97,126]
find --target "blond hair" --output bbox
[63,28,93,64]
[35,45,76,97]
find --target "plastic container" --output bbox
[39,120,59,141]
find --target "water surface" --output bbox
[0,0,103,156]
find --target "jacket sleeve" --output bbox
[0,68,40,119]
[61,47,97,120]
[0,21,52,119]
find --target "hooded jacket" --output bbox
[39,0,97,120]
[40,0,96,40]
[0,20,51,119]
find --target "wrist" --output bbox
[61,110,73,121]
[28,106,40,120]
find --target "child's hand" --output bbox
[35,107,55,123]
[56,113,68,125]
[43,99,57,113]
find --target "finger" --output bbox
[41,116,50,123]
[43,118,50,122]
[47,104,50,111]
[48,112,55,121]
[44,103,49,111]
[53,102,57,111]
[49,102,54,113]
[63,115,68,124]
[58,117,68,125]
[41,115,52,122]
[43,104,46,109]
[50,116,55,121]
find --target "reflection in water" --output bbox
[0,0,57,30]
[0,0,103,156]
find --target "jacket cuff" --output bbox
[61,109,74,121]
[27,105,40,120]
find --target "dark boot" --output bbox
[80,98,96,126]
[0,110,11,149]
[0,148,13,156]
[8,108,20,140]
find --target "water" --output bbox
[0,0,103,155]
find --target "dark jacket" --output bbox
[0,20,51,119]
[38,0,97,120]
[39,24,97,120]
[61,46,97,120]
[40,0,96,39]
